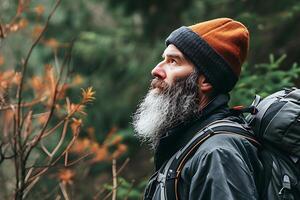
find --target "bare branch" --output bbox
[16,0,62,134]
[0,23,4,39]
[47,119,69,157]
[112,159,117,200]
[93,158,130,199]
[40,140,52,157]
[24,34,75,161]
[0,97,46,111]
[22,176,40,199]
[65,152,93,167]
[59,182,70,200]
[26,134,79,185]
[22,110,32,139]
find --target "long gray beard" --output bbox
[132,72,200,149]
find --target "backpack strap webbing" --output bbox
[144,163,167,200]
[257,149,274,200]
[163,120,259,200]
[252,97,277,137]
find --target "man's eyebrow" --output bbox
[162,52,185,62]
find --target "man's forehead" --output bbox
[163,44,184,57]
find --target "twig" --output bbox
[25,152,92,170]
[102,179,125,200]
[13,1,62,197]
[22,176,40,199]
[22,110,32,139]
[26,134,79,185]
[0,23,4,39]
[65,152,93,167]
[93,158,130,199]
[59,182,70,200]
[55,195,61,200]
[23,0,63,162]
[43,119,69,158]
[115,158,130,177]
[24,33,74,161]
[112,159,117,200]
[0,97,46,111]
[16,0,62,135]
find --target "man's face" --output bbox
[151,44,195,92]
[133,44,200,149]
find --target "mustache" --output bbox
[150,78,169,91]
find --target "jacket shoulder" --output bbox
[178,133,261,200]
[182,133,260,177]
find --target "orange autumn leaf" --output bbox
[0,70,15,80]
[81,87,95,103]
[37,114,48,124]
[92,146,109,162]
[90,142,99,152]
[86,127,95,135]
[58,169,75,185]
[72,74,84,86]
[110,135,123,146]
[0,55,4,66]
[86,127,95,139]
[112,144,128,159]
[70,138,91,153]
[71,118,82,136]
[31,76,44,94]
[18,18,28,29]
[34,5,45,16]
[119,144,128,153]
[45,38,60,49]
[105,127,117,139]
[32,25,43,38]
[0,81,8,91]
[45,65,56,95]
[56,84,68,100]
[66,100,86,116]
[0,70,17,90]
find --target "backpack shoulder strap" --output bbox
[163,119,259,200]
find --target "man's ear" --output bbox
[198,74,213,94]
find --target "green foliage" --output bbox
[103,177,147,200]
[231,55,300,106]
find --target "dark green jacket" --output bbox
[144,94,263,200]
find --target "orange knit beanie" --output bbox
[166,18,250,93]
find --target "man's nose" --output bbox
[151,62,166,80]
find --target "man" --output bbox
[133,18,262,200]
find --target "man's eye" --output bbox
[170,59,177,64]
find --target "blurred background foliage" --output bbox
[0,0,300,199]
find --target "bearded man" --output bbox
[133,18,262,200]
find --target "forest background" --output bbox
[0,0,300,199]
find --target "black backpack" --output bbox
[246,88,300,200]
[156,88,300,200]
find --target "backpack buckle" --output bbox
[157,173,166,183]
[166,169,177,180]
[278,175,293,200]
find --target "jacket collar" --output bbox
[154,93,231,170]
